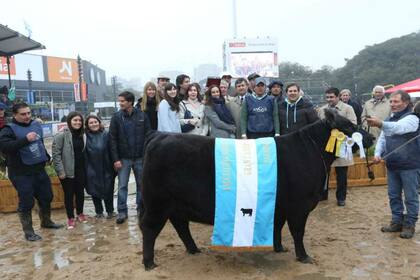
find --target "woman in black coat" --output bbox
[84,115,116,218]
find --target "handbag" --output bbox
[180,102,195,133]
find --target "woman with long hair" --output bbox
[157,83,181,133]
[52,112,88,229]
[204,85,236,138]
[84,115,116,219]
[136,82,160,130]
[178,83,208,136]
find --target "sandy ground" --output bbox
[1,186,420,280]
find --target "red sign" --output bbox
[0,56,16,75]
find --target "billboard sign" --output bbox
[0,56,16,76]
[0,54,45,81]
[47,56,78,83]
[224,37,278,77]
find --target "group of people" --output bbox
[0,71,419,241]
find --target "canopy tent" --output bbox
[385,78,420,98]
[0,23,45,88]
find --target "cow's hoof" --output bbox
[297,255,314,264]
[274,245,288,253]
[144,261,158,271]
[187,247,201,254]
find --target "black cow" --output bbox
[139,110,373,270]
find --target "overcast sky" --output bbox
[4,0,420,82]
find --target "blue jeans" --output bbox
[9,170,53,212]
[387,168,420,227]
[117,158,143,214]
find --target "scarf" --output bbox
[212,97,235,125]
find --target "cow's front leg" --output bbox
[273,209,288,252]
[287,212,314,263]
[169,217,200,254]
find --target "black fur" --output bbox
[139,109,373,270]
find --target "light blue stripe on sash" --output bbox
[212,138,237,246]
[253,137,277,246]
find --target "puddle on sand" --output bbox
[33,248,70,269]
[294,273,340,280]
[352,267,370,277]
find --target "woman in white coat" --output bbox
[178,83,208,136]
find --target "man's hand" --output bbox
[58,173,66,179]
[366,116,383,128]
[114,161,122,171]
[241,135,247,139]
[372,156,382,164]
[26,132,38,142]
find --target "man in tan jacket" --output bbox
[361,85,391,143]
[226,78,249,138]
[319,87,357,206]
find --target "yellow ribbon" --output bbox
[335,132,346,157]
[325,129,339,152]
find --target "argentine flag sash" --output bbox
[212,138,277,249]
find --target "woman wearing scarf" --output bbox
[278,83,319,135]
[84,115,116,219]
[204,85,236,138]
[136,82,160,130]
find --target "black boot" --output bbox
[18,211,42,241]
[38,206,63,229]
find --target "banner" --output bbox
[47,56,78,83]
[74,83,81,102]
[212,138,277,248]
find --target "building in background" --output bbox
[0,54,107,121]
[223,37,278,78]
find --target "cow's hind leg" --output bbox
[273,210,288,252]
[169,217,200,254]
[287,211,313,263]
[140,210,169,270]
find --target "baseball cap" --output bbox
[255,77,266,86]
[247,73,261,81]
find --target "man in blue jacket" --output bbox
[109,91,151,224]
[0,103,62,241]
[368,90,420,239]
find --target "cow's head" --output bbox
[324,109,374,151]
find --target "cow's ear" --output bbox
[324,109,337,128]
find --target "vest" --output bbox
[246,95,274,133]
[9,121,48,165]
[384,111,420,170]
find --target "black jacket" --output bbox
[109,108,151,162]
[278,98,319,135]
[85,130,116,198]
[347,99,363,125]
[0,119,49,176]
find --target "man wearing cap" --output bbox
[318,87,357,206]
[0,102,63,241]
[247,73,261,94]
[157,76,170,98]
[268,79,284,103]
[240,77,280,139]
[221,72,236,97]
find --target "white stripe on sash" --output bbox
[232,140,258,246]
